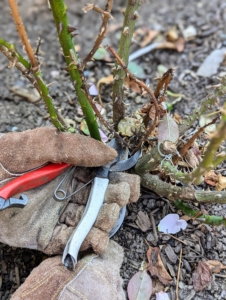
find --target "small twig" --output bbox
[81,1,113,69]
[214,274,226,278]
[168,234,187,246]
[35,37,42,56]
[8,0,38,70]
[176,248,182,300]
[108,46,159,114]
[85,92,129,148]
[143,68,174,127]
[150,214,158,242]
[111,0,140,127]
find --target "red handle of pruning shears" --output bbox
[0,163,71,200]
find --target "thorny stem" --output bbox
[179,79,226,135]
[135,144,162,175]
[108,46,159,151]
[174,200,226,226]
[87,96,129,148]
[0,39,69,131]
[191,105,226,184]
[112,0,140,128]
[49,0,101,140]
[0,39,31,69]
[8,0,38,69]
[141,173,226,204]
[81,1,113,69]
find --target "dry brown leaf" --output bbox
[155,38,185,52]
[140,29,160,47]
[173,113,182,124]
[180,215,192,221]
[97,75,113,90]
[205,260,226,273]
[192,261,212,291]
[146,246,173,285]
[175,37,185,52]
[124,77,141,93]
[216,173,226,191]
[151,278,164,295]
[96,75,113,105]
[204,170,218,187]
[149,105,157,121]
[135,211,151,232]
[185,148,200,168]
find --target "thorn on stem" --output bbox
[67,25,77,33]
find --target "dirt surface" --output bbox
[1,0,226,299]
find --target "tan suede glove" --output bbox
[11,240,126,300]
[0,127,140,256]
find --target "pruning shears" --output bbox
[61,138,141,270]
[0,163,71,211]
[0,137,141,271]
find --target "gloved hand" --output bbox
[0,127,140,256]
[11,240,126,300]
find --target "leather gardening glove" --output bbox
[11,240,126,300]
[0,127,140,256]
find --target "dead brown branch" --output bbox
[8,0,38,70]
[108,45,160,152]
[143,68,174,127]
[81,1,113,69]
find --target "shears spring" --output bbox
[54,167,93,201]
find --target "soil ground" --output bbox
[0,0,226,299]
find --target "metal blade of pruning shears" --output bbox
[62,138,141,270]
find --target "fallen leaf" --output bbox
[216,173,226,191]
[151,279,164,295]
[192,261,212,291]
[156,291,170,300]
[11,86,40,103]
[124,77,141,93]
[197,48,226,77]
[173,113,182,124]
[155,38,185,53]
[157,64,168,76]
[205,260,226,273]
[97,75,113,91]
[93,47,111,61]
[185,148,201,168]
[204,170,218,187]
[158,114,179,144]
[135,211,151,232]
[128,62,146,79]
[140,29,159,47]
[118,117,144,137]
[158,214,187,234]
[127,271,152,300]
[146,247,173,285]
